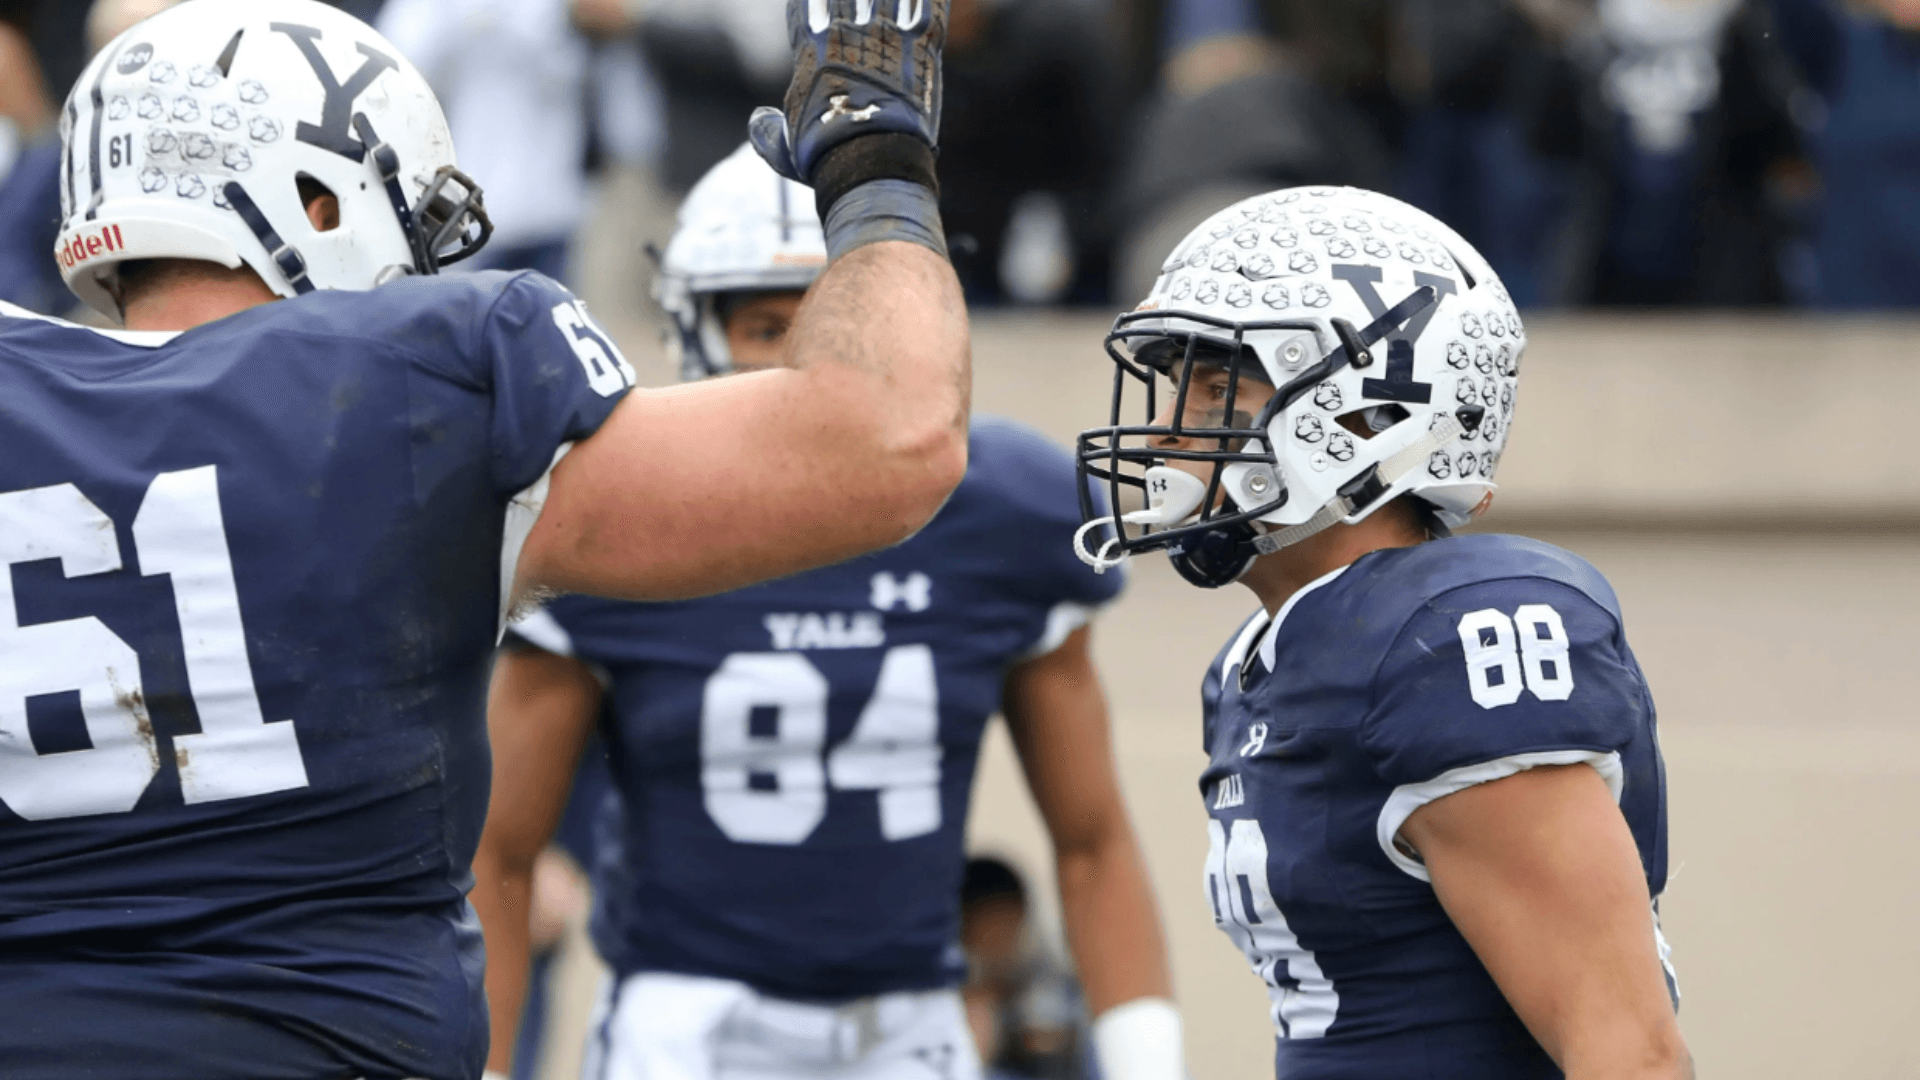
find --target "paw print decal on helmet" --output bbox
[1294,415,1325,444]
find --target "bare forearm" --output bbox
[792,240,969,402]
[1562,1030,1693,1080]
[472,855,535,1073]
[1055,826,1173,1015]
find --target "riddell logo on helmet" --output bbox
[56,226,128,271]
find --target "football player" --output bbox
[1072,187,1691,1079]
[473,144,1186,1080]
[0,1,966,1078]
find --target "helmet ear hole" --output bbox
[295,175,339,231]
[1335,405,1409,440]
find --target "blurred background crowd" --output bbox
[5,0,1920,317]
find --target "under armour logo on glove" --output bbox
[821,94,883,125]
[749,0,948,185]
[870,571,932,613]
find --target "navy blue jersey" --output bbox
[513,417,1122,1001]
[1198,534,1672,1079]
[0,274,632,1080]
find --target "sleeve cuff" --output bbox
[1018,601,1098,662]
[1375,749,1625,882]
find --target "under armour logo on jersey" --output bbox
[870,572,931,613]
[270,22,397,161]
[1213,774,1246,809]
[1239,723,1268,757]
[821,94,882,125]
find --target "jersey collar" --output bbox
[1251,563,1355,682]
[0,300,182,347]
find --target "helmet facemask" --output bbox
[1076,286,1454,584]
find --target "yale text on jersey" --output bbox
[763,611,887,650]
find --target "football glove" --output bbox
[749,0,947,187]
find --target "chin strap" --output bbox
[1255,411,1471,554]
[222,182,314,295]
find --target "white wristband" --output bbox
[1091,997,1187,1080]
[482,1071,512,1080]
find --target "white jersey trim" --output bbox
[1376,749,1626,882]
[1217,562,1354,691]
[1018,601,1098,662]
[1258,563,1352,673]
[498,443,572,639]
[0,299,181,347]
[510,608,576,658]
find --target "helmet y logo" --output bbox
[1330,264,1458,406]
[269,23,397,161]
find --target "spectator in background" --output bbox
[1528,0,1814,306]
[1771,0,1920,308]
[1111,0,1393,302]
[1387,0,1576,306]
[962,857,1096,1080]
[601,0,787,194]
[378,0,598,281]
[938,0,1126,305]
[0,16,60,313]
[0,0,181,316]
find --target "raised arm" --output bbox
[518,0,969,604]
[1002,627,1186,1080]
[470,646,602,1076]
[1400,763,1691,1080]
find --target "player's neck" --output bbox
[1240,511,1426,617]
[120,270,279,332]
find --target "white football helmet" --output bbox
[1076,186,1526,588]
[655,143,826,381]
[55,0,490,318]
